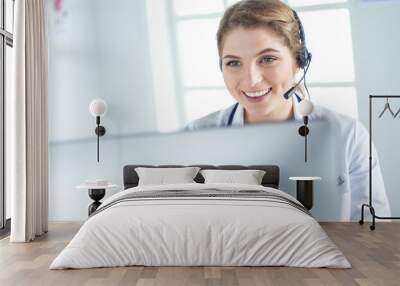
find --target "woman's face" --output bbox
[221,27,298,120]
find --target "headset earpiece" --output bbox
[292,10,311,70]
[298,50,311,70]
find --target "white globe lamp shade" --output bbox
[89,98,107,117]
[298,99,314,116]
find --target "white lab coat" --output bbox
[186,97,391,221]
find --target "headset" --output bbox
[283,9,312,101]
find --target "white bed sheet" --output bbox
[50,183,351,269]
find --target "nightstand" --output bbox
[76,183,117,216]
[289,177,321,210]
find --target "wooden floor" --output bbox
[0,222,399,286]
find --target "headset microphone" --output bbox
[283,52,311,101]
[283,86,296,100]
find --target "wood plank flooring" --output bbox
[0,222,399,286]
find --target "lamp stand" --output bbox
[298,116,310,162]
[94,116,106,162]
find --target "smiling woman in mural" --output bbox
[186,0,391,220]
[186,0,311,128]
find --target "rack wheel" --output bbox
[359,220,364,225]
[370,225,375,231]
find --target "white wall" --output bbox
[47,0,158,143]
[93,0,158,136]
[48,0,100,142]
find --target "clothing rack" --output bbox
[359,95,400,230]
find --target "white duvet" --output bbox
[50,183,351,269]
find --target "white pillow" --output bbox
[200,169,266,185]
[135,167,201,186]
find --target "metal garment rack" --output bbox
[359,95,400,230]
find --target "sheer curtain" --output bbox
[8,0,48,242]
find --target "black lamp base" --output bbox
[88,189,105,216]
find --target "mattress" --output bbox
[50,183,351,269]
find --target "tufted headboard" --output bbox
[123,165,280,189]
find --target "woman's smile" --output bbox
[242,87,273,103]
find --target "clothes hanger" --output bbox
[394,106,400,118]
[378,97,395,118]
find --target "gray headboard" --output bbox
[123,165,279,189]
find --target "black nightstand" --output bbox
[76,183,117,216]
[289,177,321,210]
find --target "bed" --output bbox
[50,165,350,269]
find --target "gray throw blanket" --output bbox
[90,189,310,217]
